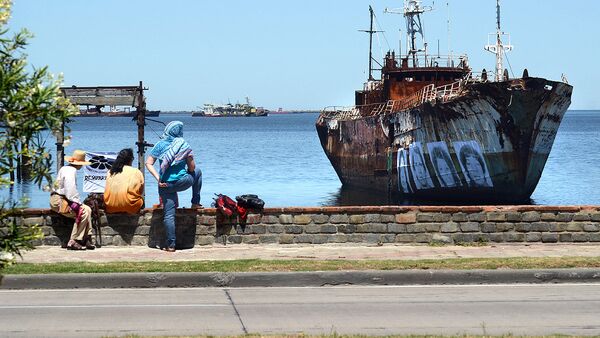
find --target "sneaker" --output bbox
[66,240,86,251]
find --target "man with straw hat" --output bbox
[49,149,95,250]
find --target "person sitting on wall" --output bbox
[104,148,144,214]
[49,150,95,250]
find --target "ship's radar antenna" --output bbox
[385,0,433,68]
[484,0,513,81]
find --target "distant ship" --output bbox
[192,98,268,117]
[315,1,572,202]
[77,107,159,117]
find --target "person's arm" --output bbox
[186,156,196,173]
[145,155,167,187]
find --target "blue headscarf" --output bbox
[150,121,193,181]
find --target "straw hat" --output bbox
[65,150,92,166]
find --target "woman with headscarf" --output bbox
[145,121,202,252]
[49,149,95,250]
[104,148,144,214]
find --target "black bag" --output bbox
[235,194,265,211]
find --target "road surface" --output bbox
[1,284,599,337]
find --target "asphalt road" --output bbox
[1,284,600,337]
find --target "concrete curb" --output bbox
[2,268,600,289]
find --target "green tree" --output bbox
[0,0,77,270]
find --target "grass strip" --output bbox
[3,256,600,275]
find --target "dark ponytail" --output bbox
[110,148,134,175]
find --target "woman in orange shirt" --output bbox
[104,148,144,214]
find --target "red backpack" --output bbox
[213,194,238,217]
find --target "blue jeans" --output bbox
[158,168,202,249]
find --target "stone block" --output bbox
[131,236,148,246]
[540,213,556,221]
[395,213,416,224]
[337,224,356,234]
[481,222,497,233]
[347,234,365,243]
[259,235,279,244]
[362,234,383,244]
[496,222,515,232]
[504,232,525,242]
[195,225,211,235]
[100,235,113,246]
[349,215,365,224]
[433,213,451,222]
[452,233,477,243]
[293,215,312,225]
[304,225,321,234]
[573,213,591,221]
[406,223,427,233]
[112,235,128,246]
[559,233,573,242]
[431,234,452,244]
[541,233,559,243]
[505,212,522,222]
[583,223,600,232]
[320,224,338,234]
[521,211,541,222]
[395,234,416,243]
[451,212,468,222]
[531,222,550,232]
[327,234,348,243]
[556,213,574,222]
[487,212,506,222]
[135,226,151,235]
[589,233,600,242]
[591,213,600,222]
[460,222,480,232]
[356,223,387,233]
[312,214,330,224]
[380,234,396,243]
[549,222,567,232]
[279,214,294,224]
[294,234,314,243]
[424,223,441,232]
[566,222,584,232]
[526,232,542,242]
[415,233,432,243]
[572,233,590,242]
[40,226,55,236]
[364,214,382,223]
[225,235,243,244]
[380,214,395,223]
[284,225,303,234]
[267,225,285,234]
[42,235,61,246]
[388,223,407,233]
[44,216,53,226]
[23,217,44,226]
[101,227,118,236]
[514,223,532,232]
[249,224,266,234]
[261,215,279,224]
[198,215,216,226]
[416,213,435,222]
[440,222,459,233]
[329,214,349,224]
[279,234,294,244]
[242,235,260,244]
[488,233,505,243]
[311,234,329,244]
[468,213,486,222]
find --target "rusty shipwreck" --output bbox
[316,0,573,202]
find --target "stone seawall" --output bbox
[12,206,600,247]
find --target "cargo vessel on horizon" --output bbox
[316,0,572,202]
[192,97,268,117]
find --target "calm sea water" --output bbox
[3,111,600,208]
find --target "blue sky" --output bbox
[10,0,600,111]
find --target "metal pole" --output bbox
[56,121,65,172]
[368,6,374,80]
[136,81,146,202]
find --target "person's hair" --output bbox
[431,146,460,183]
[110,148,134,175]
[459,144,486,176]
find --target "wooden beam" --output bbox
[69,96,139,106]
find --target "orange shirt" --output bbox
[104,166,144,214]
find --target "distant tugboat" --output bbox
[316,0,572,202]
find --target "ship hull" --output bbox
[316,77,573,202]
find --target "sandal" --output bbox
[66,240,86,251]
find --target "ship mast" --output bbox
[484,0,513,81]
[386,1,432,68]
[359,6,382,81]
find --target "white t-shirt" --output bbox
[53,165,80,203]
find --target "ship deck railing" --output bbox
[393,54,469,69]
[321,79,466,121]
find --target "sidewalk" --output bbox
[19,243,600,264]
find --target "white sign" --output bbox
[83,151,118,193]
